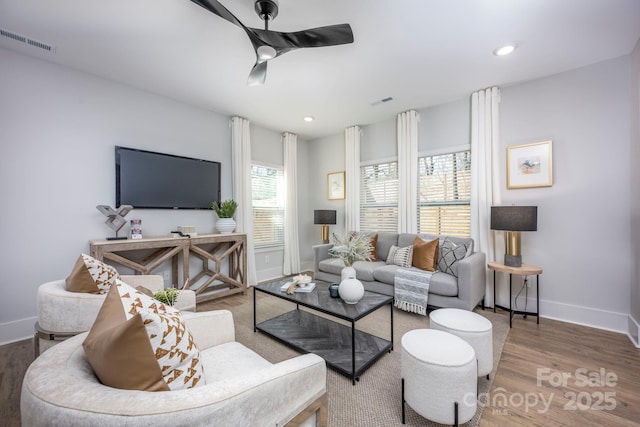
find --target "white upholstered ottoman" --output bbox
[429,308,493,378]
[401,329,477,426]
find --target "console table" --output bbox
[488,261,542,328]
[89,233,247,303]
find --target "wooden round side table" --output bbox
[488,261,543,328]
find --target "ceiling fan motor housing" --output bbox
[255,0,278,21]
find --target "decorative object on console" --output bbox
[329,232,373,304]
[130,219,142,239]
[314,210,336,243]
[178,225,197,237]
[490,205,538,267]
[212,199,238,234]
[96,204,133,240]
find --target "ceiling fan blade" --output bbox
[251,23,354,51]
[247,61,268,86]
[190,0,246,30]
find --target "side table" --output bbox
[488,261,542,328]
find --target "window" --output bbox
[251,164,284,246]
[360,161,398,232]
[418,150,471,237]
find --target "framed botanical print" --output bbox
[327,171,345,200]
[507,141,553,189]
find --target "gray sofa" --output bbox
[313,232,486,311]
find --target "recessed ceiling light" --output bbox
[493,44,517,56]
[303,116,314,122]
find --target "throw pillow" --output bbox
[83,279,204,391]
[66,253,120,294]
[438,237,472,278]
[368,233,379,261]
[386,245,413,268]
[412,237,439,272]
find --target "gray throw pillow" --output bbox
[437,237,472,277]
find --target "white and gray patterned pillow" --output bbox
[437,238,472,277]
[386,245,413,268]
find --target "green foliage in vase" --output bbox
[211,199,238,218]
[153,288,181,306]
[328,232,373,267]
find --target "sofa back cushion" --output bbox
[376,232,399,262]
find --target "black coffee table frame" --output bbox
[253,279,393,385]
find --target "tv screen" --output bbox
[115,146,221,209]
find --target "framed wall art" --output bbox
[507,140,553,189]
[327,171,345,200]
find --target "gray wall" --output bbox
[630,38,640,346]
[306,54,635,336]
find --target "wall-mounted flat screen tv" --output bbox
[116,146,221,209]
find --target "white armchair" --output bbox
[35,275,196,354]
[22,310,328,426]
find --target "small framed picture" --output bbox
[327,171,345,200]
[507,141,553,189]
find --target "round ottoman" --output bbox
[401,329,477,425]
[429,308,493,378]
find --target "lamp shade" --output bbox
[314,210,336,225]
[490,206,537,231]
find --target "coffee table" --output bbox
[253,278,393,385]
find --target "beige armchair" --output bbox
[35,275,196,354]
[22,310,327,426]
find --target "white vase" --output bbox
[339,266,364,304]
[215,218,236,234]
[341,266,356,281]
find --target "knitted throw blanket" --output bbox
[393,267,434,316]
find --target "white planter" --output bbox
[339,266,363,304]
[215,218,236,234]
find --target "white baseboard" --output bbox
[0,316,36,346]
[628,314,640,348]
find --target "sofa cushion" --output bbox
[386,245,413,267]
[438,237,473,278]
[412,237,439,272]
[318,257,346,276]
[352,260,385,282]
[66,254,120,294]
[376,232,399,262]
[83,279,204,392]
[373,266,458,297]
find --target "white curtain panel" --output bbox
[231,116,258,287]
[396,110,419,234]
[282,132,301,275]
[470,87,502,306]
[344,125,361,232]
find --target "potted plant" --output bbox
[212,199,238,234]
[153,287,181,306]
[328,232,373,304]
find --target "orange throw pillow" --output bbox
[369,233,379,261]
[412,237,439,272]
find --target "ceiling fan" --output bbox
[191,0,354,85]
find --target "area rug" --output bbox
[199,294,509,427]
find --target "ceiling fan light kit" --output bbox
[191,0,354,85]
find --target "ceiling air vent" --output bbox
[0,28,55,53]
[370,97,394,107]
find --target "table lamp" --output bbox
[490,206,537,267]
[314,210,336,243]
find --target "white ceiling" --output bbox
[1,0,639,140]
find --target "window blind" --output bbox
[418,151,471,237]
[251,164,284,246]
[359,161,399,232]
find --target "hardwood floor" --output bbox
[2,293,639,426]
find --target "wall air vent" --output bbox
[370,97,394,107]
[0,28,55,53]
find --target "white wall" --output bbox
[629,38,640,346]
[0,47,309,344]
[305,55,634,336]
[500,55,631,333]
